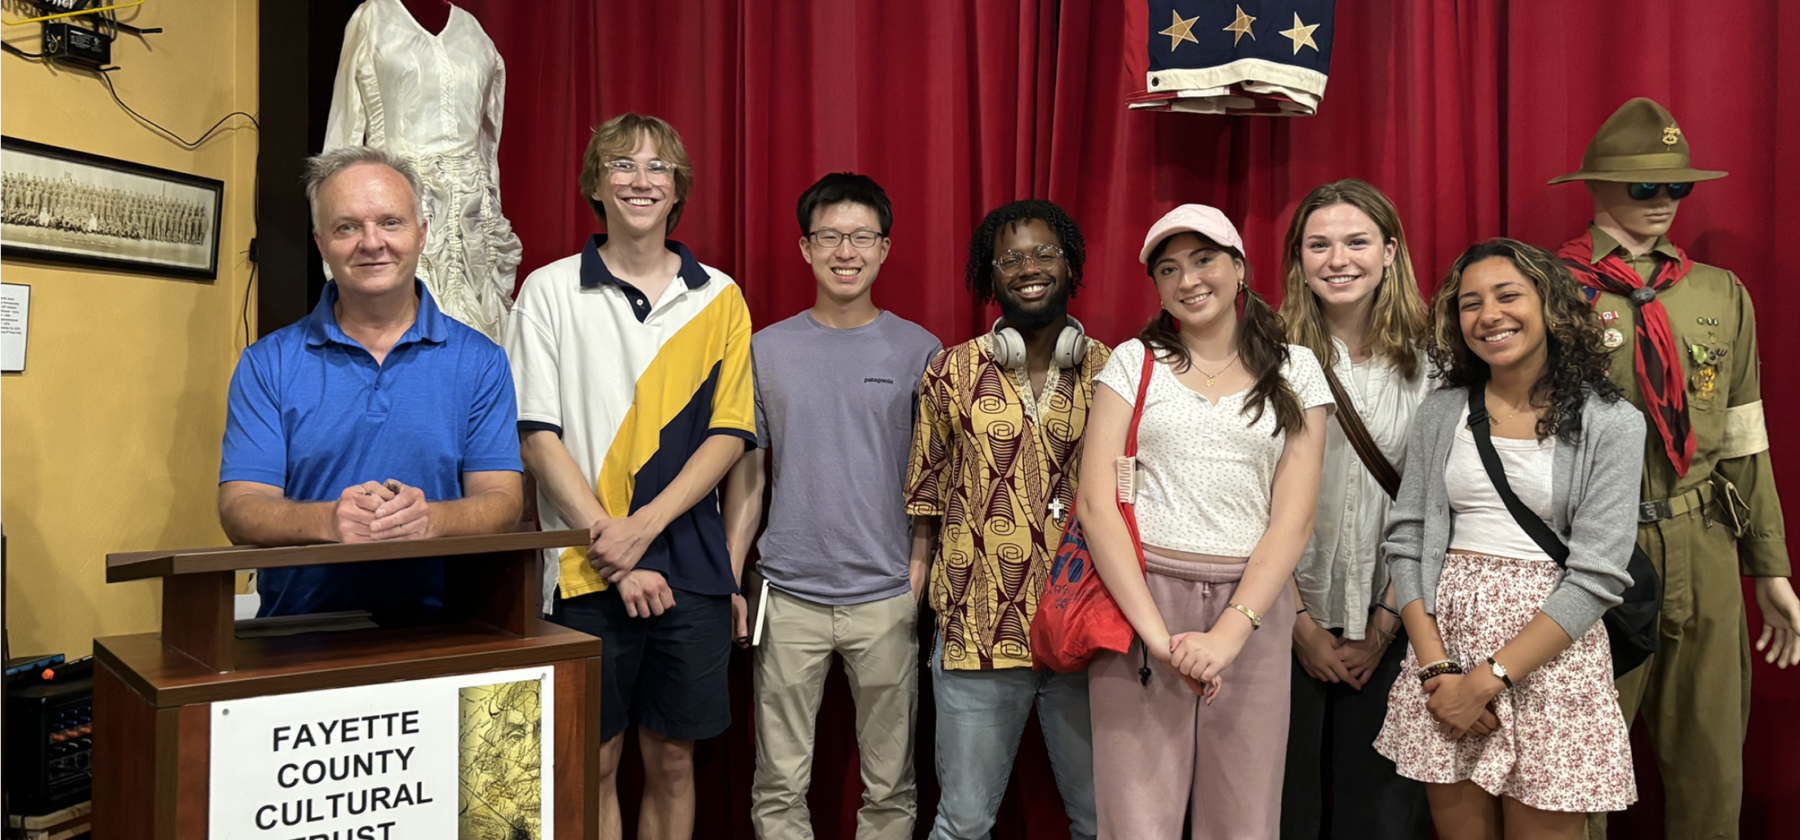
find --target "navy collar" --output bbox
[305,279,448,349]
[579,235,709,290]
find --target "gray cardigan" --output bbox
[1383,386,1645,640]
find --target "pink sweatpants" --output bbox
[1088,549,1297,840]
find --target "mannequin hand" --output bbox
[1292,617,1352,684]
[1425,671,1505,738]
[1335,633,1389,690]
[1755,577,1800,668]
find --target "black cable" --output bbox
[96,67,258,149]
[242,260,256,346]
[1,41,45,59]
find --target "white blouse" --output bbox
[325,0,522,341]
[1097,339,1335,558]
[1294,338,1433,639]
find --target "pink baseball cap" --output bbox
[1139,204,1245,264]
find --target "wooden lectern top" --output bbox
[99,529,591,681]
[105,528,588,581]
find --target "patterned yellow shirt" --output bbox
[905,336,1111,670]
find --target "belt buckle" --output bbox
[1639,501,1664,523]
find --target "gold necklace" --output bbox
[1486,396,1534,424]
[1195,353,1239,388]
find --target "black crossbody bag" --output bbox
[1465,385,1660,677]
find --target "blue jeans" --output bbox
[928,639,1097,840]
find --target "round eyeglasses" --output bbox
[993,246,1064,276]
[606,159,679,184]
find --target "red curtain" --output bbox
[458,1,1799,836]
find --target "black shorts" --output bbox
[549,583,732,743]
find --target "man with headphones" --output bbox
[905,200,1107,840]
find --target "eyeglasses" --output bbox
[808,228,883,250]
[606,159,679,183]
[992,246,1065,276]
[1628,182,1693,201]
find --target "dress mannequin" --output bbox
[325,0,522,340]
[398,0,450,36]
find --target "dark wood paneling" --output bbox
[93,660,159,840]
[107,529,586,581]
[161,571,235,672]
[445,548,541,635]
[554,655,602,840]
[174,705,211,839]
[94,619,599,708]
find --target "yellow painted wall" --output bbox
[2,0,259,658]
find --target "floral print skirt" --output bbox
[1373,552,1637,813]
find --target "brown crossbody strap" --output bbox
[1321,363,1402,501]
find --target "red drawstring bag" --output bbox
[1031,350,1154,672]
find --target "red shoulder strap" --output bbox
[1123,348,1154,457]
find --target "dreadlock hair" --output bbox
[1140,233,1304,436]
[963,199,1087,304]
[1277,179,1429,378]
[1428,238,1623,443]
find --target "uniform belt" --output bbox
[1639,483,1713,524]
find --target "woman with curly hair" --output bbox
[1374,239,1641,838]
[1276,179,1433,839]
[1081,205,1332,838]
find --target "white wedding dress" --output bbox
[324,0,522,340]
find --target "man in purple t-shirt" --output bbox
[722,173,941,840]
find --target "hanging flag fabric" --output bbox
[1126,1,1338,116]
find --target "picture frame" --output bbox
[1,136,224,280]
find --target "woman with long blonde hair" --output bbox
[1275,179,1433,838]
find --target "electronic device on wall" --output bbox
[3,1,162,70]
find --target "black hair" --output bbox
[795,172,893,236]
[1140,234,1303,436]
[1428,238,1623,443]
[963,199,1087,304]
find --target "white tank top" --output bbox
[1444,405,1558,563]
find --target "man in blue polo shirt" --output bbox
[218,146,523,620]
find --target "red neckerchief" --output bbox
[1557,230,1695,476]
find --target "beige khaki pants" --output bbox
[751,587,919,840]
[1589,511,1750,839]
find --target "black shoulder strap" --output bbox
[1466,385,1570,566]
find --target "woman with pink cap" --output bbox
[1078,204,1334,837]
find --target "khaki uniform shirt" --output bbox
[1583,225,1790,577]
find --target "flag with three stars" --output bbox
[1126,1,1337,116]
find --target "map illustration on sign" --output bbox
[459,679,544,839]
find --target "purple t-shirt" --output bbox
[752,311,942,605]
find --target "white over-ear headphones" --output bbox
[991,316,1088,370]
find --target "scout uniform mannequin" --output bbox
[1552,98,1800,840]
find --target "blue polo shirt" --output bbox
[221,280,522,618]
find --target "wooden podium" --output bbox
[91,530,598,840]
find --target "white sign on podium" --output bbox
[209,667,552,839]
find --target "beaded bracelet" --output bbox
[1417,659,1463,684]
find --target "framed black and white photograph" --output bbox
[1,136,223,280]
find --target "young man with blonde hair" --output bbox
[506,113,756,840]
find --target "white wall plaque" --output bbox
[209,667,552,839]
[1,283,28,373]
